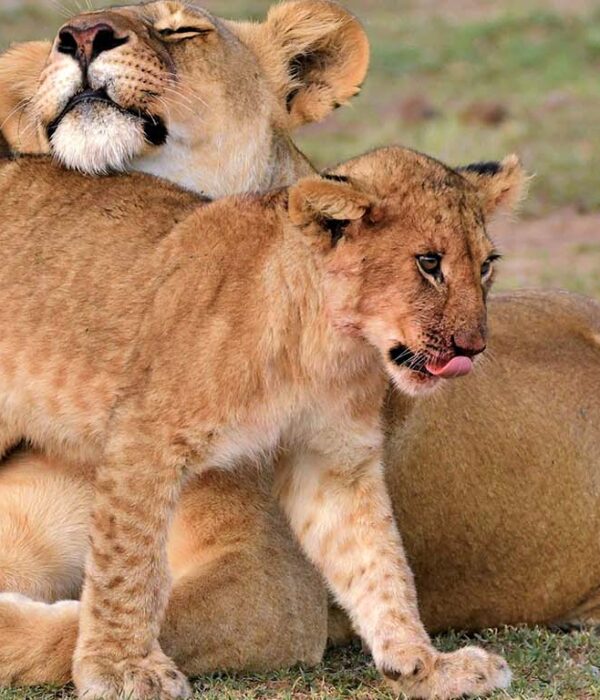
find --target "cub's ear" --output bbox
[238,0,369,129]
[288,175,371,243]
[457,155,529,217]
[0,41,52,154]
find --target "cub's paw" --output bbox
[378,643,511,699]
[74,648,191,700]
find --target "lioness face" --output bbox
[35,1,274,180]
[290,148,527,396]
[0,0,369,196]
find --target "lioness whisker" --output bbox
[44,0,73,18]
[0,97,32,132]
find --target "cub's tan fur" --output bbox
[0,148,524,699]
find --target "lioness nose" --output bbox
[452,331,487,358]
[57,21,128,67]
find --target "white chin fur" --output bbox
[50,104,147,175]
[388,366,441,398]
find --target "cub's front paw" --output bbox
[74,648,191,700]
[377,642,511,699]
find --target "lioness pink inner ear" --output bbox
[288,177,371,227]
[458,154,530,218]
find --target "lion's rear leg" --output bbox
[0,594,78,685]
[554,587,600,629]
[0,449,93,601]
[162,469,328,675]
[163,547,327,674]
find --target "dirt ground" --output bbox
[491,209,600,296]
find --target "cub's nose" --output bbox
[451,330,487,358]
[57,21,128,67]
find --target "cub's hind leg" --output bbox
[0,448,92,601]
[161,468,328,674]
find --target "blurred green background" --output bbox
[0,3,599,698]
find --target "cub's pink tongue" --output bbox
[426,356,473,378]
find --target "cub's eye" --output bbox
[416,253,443,281]
[157,26,213,41]
[481,254,501,279]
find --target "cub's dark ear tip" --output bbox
[322,173,349,183]
[461,161,502,176]
[324,217,350,246]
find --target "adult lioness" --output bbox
[0,146,524,700]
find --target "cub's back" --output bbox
[0,158,205,414]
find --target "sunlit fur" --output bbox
[0,147,524,699]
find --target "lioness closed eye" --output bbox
[0,145,526,700]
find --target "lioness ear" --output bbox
[458,155,529,217]
[262,0,369,128]
[288,176,371,243]
[0,41,51,154]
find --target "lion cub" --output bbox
[0,145,525,700]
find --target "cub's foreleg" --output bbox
[276,426,511,700]
[72,425,191,700]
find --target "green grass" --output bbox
[0,3,599,698]
[2,628,600,699]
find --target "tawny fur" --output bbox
[0,148,523,699]
[1,0,599,690]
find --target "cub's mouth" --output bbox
[46,89,168,147]
[389,343,473,381]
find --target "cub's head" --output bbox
[289,147,528,395]
[0,0,368,195]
